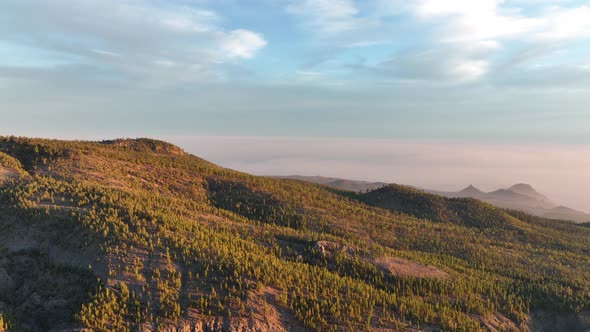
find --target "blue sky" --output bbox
[2,1,590,210]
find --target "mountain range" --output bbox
[429,184,590,223]
[281,176,590,224]
[0,137,589,331]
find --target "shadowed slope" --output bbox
[358,184,516,229]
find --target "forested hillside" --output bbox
[0,137,589,332]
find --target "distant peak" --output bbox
[506,183,557,207]
[509,183,536,192]
[460,185,484,194]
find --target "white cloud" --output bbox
[403,0,590,44]
[91,49,120,57]
[454,60,489,81]
[415,0,500,18]
[221,30,267,59]
[157,8,219,33]
[379,41,496,82]
[538,6,590,41]
[287,0,361,33]
[356,1,590,84]
[296,70,322,77]
[412,0,541,42]
[347,40,389,48]
[0,1,266,85]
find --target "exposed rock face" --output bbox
[313,240,449,280]
[154,317,307,332]
[481,312,523,332]
[312,240,359,258]
[0,166,17,183]
[375,257,450,279]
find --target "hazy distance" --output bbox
[168,136,590,214]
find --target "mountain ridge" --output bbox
[432,184,589,223]
[281,175,589,223]
[0,137,589,331]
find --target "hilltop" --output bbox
[0,136,589,331]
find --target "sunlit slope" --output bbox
[0,136,588,332]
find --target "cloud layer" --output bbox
[169,136,590,213]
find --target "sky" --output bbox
[1,0,590,210]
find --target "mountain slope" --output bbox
[0,137,589,331]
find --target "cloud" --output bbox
[287,0,360,33]
[373,40,500,83]
[283,0,590,86]
[415,0,499,16]
[0,0,267,85]
[91,49,120,57]
[221,30,267,59]
[405,0,590,43]
[346,40,389,48]
[156,8,219,33]
[538,6,590,41]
